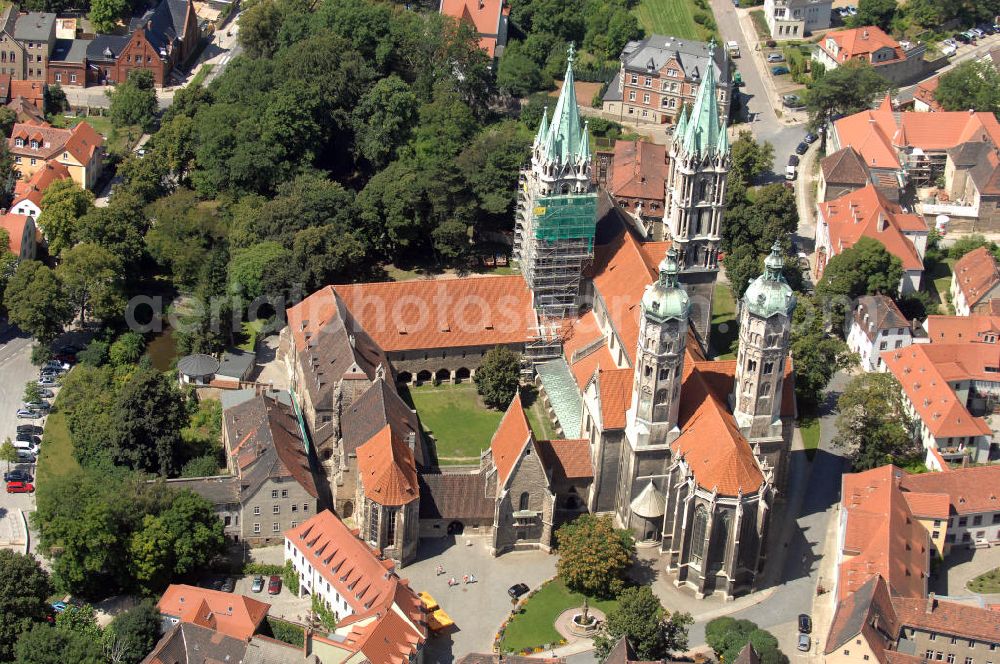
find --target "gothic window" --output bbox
[690,505,708,565]
[368,501,379,543]
[763,362,774,374]
[385,507,398,546]
[659,367,670,380]
[698,180,708,201]
[644,365,652,377]
[746,358,757,372]
[711,511,731,570]
[760,383,771,397]
[519,492,530,511]
[655,389,668,405]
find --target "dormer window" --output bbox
[14,137,23,147]
[29,140,38,149]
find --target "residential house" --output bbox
[458,656,564,664]
[0,211,36,260]
[156,584,270,640]
[824,575,901,664]
[814,27,926,85]
[0,6,25,79]
[900,466,1000,550]
[815,184,928,294]
[8,79,43,110]
[845,295,913,372]
[438,0,509,60]
[923,313,1000,344]
[943,142,1000,230]
[12,12,55,81]
[141,623,302,664]
[606,139,668,238]
[214,349,255,388]
[8,120,103,190]
[880,344,998,464]
[818,146,875,203]
[950,246,1000,315]
[47,38,89,87]
[284,510,427,662]
[602,34,732,125]
[10,159,69,218]
[912,75,943,112]
[763,0,833,39]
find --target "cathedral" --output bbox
[281,43,796,600]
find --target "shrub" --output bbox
[266,618,304,647]
[282,560,299,595]
[243,562,284,576]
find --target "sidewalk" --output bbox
[733,8,808,126]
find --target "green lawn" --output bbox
[500,579,619,654]
[926,259,955,315]
[51,114,141,156]
[799,413,819,460]
[968,567,1000,593]
[401,383,504,465]
[37,411,80,487]
[239,319,265,352]
[632,0,702,40]
[189,63,214,88]
[710,282,739,359]
[521,386,559,440]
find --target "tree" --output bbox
[44,84,68,115]
[729,131,774,186]
[104,601,161,664]
[474,346,522,409]
[111,363,188,476]
[706,617,789,664]
[3,261,72,342]
[946,233,999,261]
[24,380,42,405]
[791,294,856,409]
[55,603,102,643]
[13,623,104,664]
[351,75,418,170]
[55,243,125,325]
[816,237,903,326]
[1,438,18,472]
[833,372,917,470]
[228,241,297,301]
[0,550,54,661]
[497,41,546,96]
[109,70,157,132]
[934,60,1000,115]
[0,106,17,137]
[77,339,109,367]
[849,0,896,29]
[88,0,129,33]
[109,332,146,367]
[0,239,17,315]
[594,586,693,661]
[37,179,95,256]
[145,189,226,289]
[180,455,220,478]
[806,61,893,146]
[555,515,634,598]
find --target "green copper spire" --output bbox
[744,239,796,318]
[675,105,689,140]
[642,246,690,321]
[534,106,549,148]
[539,43,589,166]
[680,40,726,159]
[579,120,591,163]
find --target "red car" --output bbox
[268,575,282,595]
[6,481,34,493]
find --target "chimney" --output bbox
[863,29,869,39]
[926,592,936,613]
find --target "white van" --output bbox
[786,154,799,180]
[13,439,38,453]
[727,40,740,58]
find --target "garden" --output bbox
[967,567,1000,594]
[402,382,505,465]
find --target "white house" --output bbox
[845,295,912,372]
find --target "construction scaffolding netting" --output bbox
[531,193,599,248]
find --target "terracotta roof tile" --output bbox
[824,575,900,661]
[822,26,903,64]
[356,424,419,506]
[892,596,1000,644]
[913,76,943,112]
[900,491,950,519]
[0,213,31,255]
[595,368,633,430]
[489,393,533,486]
[609,140,667,207]
[953,246,1000,308]
[9,79,44,103]
[156,584,270,640]
[12,160,70,210]
[924,314,1000,344]
[439,0,505,57]
[899,465,1000,515]
[819,185,925,272]
[535,438,593,483]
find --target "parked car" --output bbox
[268,575,282,595]
[786,154,799,180]
[16,408,40,419]
[16,434,41,447]
[4,469,33,483]
[766,52,785,62]
[804,132,818,144]
[507,583,530,599]
[782,94,804,108]
[771,66,790,75]
[795,141,810,155]
[798,614,812,633]
[43,360,69,372]
[37,389,54,399]
[40,367,64,378]
[968,27,983,37]
[51,601,67,613]
[798,634,811,652]
[942,43,958,56]
[16,425,42,435]
[13,439,38,453]
[846,5,857,14]
[15,450,36,463]
[23,401,50,412]
[251,576,265,593]
[221,577,236,593]
[6,481,35,493]
[954,32,971,43]
[37,376,57,387]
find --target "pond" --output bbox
[146,327,179,372]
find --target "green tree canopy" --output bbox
[934,60,1000,116]
[0,550,53,661]
[791,294,857,409]
[55,243,126,325]
[816,236,903,326]
[474,346,522,409]
[88,0,129,33]
[109,332,146,367]
[105,601,161,664]
[946,233,1000,261]
[3,260,72,342]
[706,617,789,664]
[555,515,634,598]
[729,131,775,186]
[228,241,297,301]
[37,179,95,256]
[13,622,104,664]
[833,372,918,470]
[351,75,418,170]
[806,61,893,140]
[111,363,188,476]
[593,586,693,661]
[848,0,897,29]
[109,69,158,131]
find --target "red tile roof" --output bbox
[536,438,593,483]
[822,26,903,65]
[489,393,533,486]
[63,121,102,165]
[9,80,44,105]
[952,246,1000,309]
[825,575,900,662]
[899,465,1000,515]
[12,160,71,210]
[438,0,506,56]
[157,584,270,640]
[881,344,995,438]
[900,491,950,519]
[592,368,633,430]
[924,314,1000,344]
[819,185,926,272]
[892,596,1000,644]
[287,275,536,354]
[839,466,930,600]
[0,213,31,255]
[609,140,667,207]
[8,120,104,165]
[913,76,943,112]
[356,424,419,506]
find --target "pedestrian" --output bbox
[463,574,469,584]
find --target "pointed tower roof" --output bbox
[878,93,894,112]
[680,40,726,159]
[539,43,588,166]
[534,106,549,148]
[630,480,666,518]
[675,105,689,139]
[641,246,690,322]
[579,120,591,163]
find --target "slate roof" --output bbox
[244,635,307,663]
[217,349,255,380]
[87,34,130,62]
[142,622,249,664]
[418,471,493,520]
[619,34,729,83]
[13,12,55,41]
[852,295,909,342]
[340,377,425,466]
[164,475,240,505]
[821,146,870,186]
[961,143,1000,197]
[49,38,90,63]
[824,575,900,661]
[177,353,219,376]
[131,0,191,54]
[356,424,419,506]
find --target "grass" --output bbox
[37,411,80,487]
[238,319,264,352]
[750,9,770,39]
[710,282,738,359]
[799,413,820,461]
[632,0,702,41]
[189,63,214,88]
[926,258,955,314]
[50,114,141,156]
[522,386,559,440]
[968,568,1000,593]
[401,383,504,465]
[500,579,620,654]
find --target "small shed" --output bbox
[215,349,255,387]
[177,353,220,386]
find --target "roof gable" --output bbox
[356,424,419,506]
[489,393,534,486]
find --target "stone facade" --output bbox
[484,437,557,555]
[355,495,420,566]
